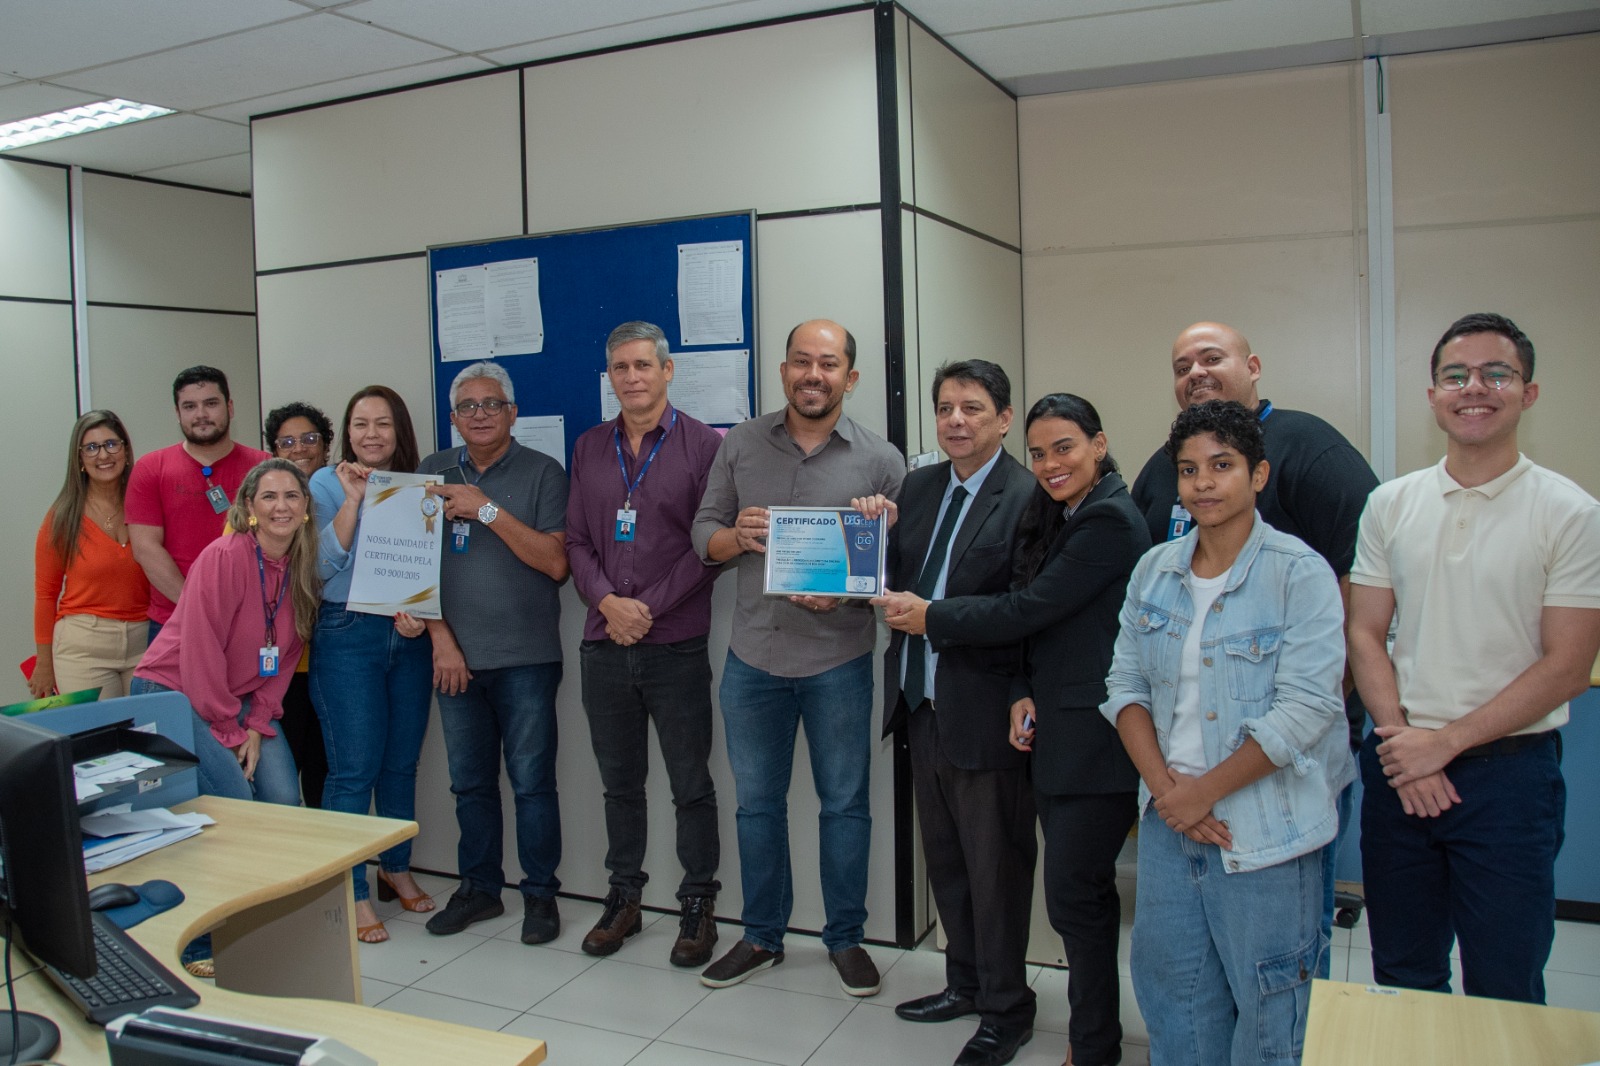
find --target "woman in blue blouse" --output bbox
[1100,401,1352,1066]
[309,386,434,943]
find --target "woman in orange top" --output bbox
[32,410,150,699]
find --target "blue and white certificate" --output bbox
[763,507,886,598]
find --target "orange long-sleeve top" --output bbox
[34,513,151,644]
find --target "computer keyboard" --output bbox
[43,911,200,1025]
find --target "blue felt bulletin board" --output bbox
[427,212,757,466]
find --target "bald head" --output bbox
[1170,321,1261,410]
[786,319,857,369]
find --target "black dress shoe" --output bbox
[895,988,979,1023]
[953,1022,1032,1066]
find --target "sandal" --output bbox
[183,957,215,979]
[357,920,389,944]
[375,869,435,913]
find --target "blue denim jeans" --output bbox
[1317,780,1356,978]
[1359,729,1564,1003]
[130,677,300,806]
[1131,807,1324,1066]
[580,637,719,900]
[718,650,873,954]
[435,661,562,899]
[308,604,434,902]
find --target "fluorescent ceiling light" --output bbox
[0,98,175,151]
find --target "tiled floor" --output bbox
[357,873,1599,1066]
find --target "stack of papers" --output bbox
[81,806,214,873]
[74,751,165,803]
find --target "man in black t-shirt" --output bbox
[1130,321,1379,971]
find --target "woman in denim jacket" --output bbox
[1100,401,1353,1066]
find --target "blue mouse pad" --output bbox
[104,880,185,930]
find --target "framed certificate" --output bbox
[763,506,886,598]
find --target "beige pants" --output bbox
[52,614,148,699]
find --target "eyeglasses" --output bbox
[274,432,324,451]
[1434,364,1524,391]
[454,399,509,417]
[79,439,125,457]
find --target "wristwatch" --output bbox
[478,501,499,525]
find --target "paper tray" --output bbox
[70,719,199,813]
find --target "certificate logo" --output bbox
[847,576,877,593]
[854,531,875,550]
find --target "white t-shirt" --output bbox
[1169,567,1232,778]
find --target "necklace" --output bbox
[87,498,125,541]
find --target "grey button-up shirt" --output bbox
[692,408,905,677]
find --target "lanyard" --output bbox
[1258,400,1274,422]
[456,447,493,487]
[613,409,675,509]
[254,540,290,647]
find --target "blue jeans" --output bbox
[435,661,562,899]
[718,650,872,954]
[1317,780,1356,978]
[580,637,720,900]
[1131,807,1323,1066]
[308,604,434,902]
[1359,730,1563,1003]
[129,677,300,806]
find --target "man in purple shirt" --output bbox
[566,321,726,967]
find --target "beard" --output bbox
[182,417,229,446]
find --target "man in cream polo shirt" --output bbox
[1348,312,1600,1004]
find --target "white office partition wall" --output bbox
[256,261,437,447]
[81,173,255,314]
[523,12,880,236]
[0,161,71,300]
[86,306,262,455]
[1387,34,1600,495]
[1018,63,1370,470]
[899,18,1023,464]
[252,72,524,273]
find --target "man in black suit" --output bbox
[872,360,1038,1066]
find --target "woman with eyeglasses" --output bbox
[308,386,435,943]
[263,402,336,808]
[32,411,151,700]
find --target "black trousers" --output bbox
[278,670,327,809]
[1036,789,1138,1066]
[910,704,1037,1029]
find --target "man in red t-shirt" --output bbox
[127,366,271,635]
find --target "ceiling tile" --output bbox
[0,0,309,80]
[198,55,497,123]
[0,82,110,124]
[4,113,249,172]
[137,152,255,193]
[1360,0,1600,35]
[65,12,458,112]
[951,0,1354,79]
[904,0,1219,36]
[473,0,846,64]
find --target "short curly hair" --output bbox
[1164,400,1265,472]
[264,401,334,453]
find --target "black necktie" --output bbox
[902,485,968,709]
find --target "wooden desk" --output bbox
[1305,980,1600,1065]
[14,797,545,1065]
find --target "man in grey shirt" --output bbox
[691,319,905,995]
[418,361,571,946]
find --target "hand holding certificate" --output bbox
[763,506,887,599]
[346,471,446,618]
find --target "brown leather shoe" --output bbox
[580,889,642,956]
[669,896,718,968]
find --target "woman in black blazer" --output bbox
[879,393,1151,1066]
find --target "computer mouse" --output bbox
[88,882,141,912]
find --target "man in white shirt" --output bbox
[1348,312,1600,1003]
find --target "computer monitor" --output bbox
[0,713,96,1061]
